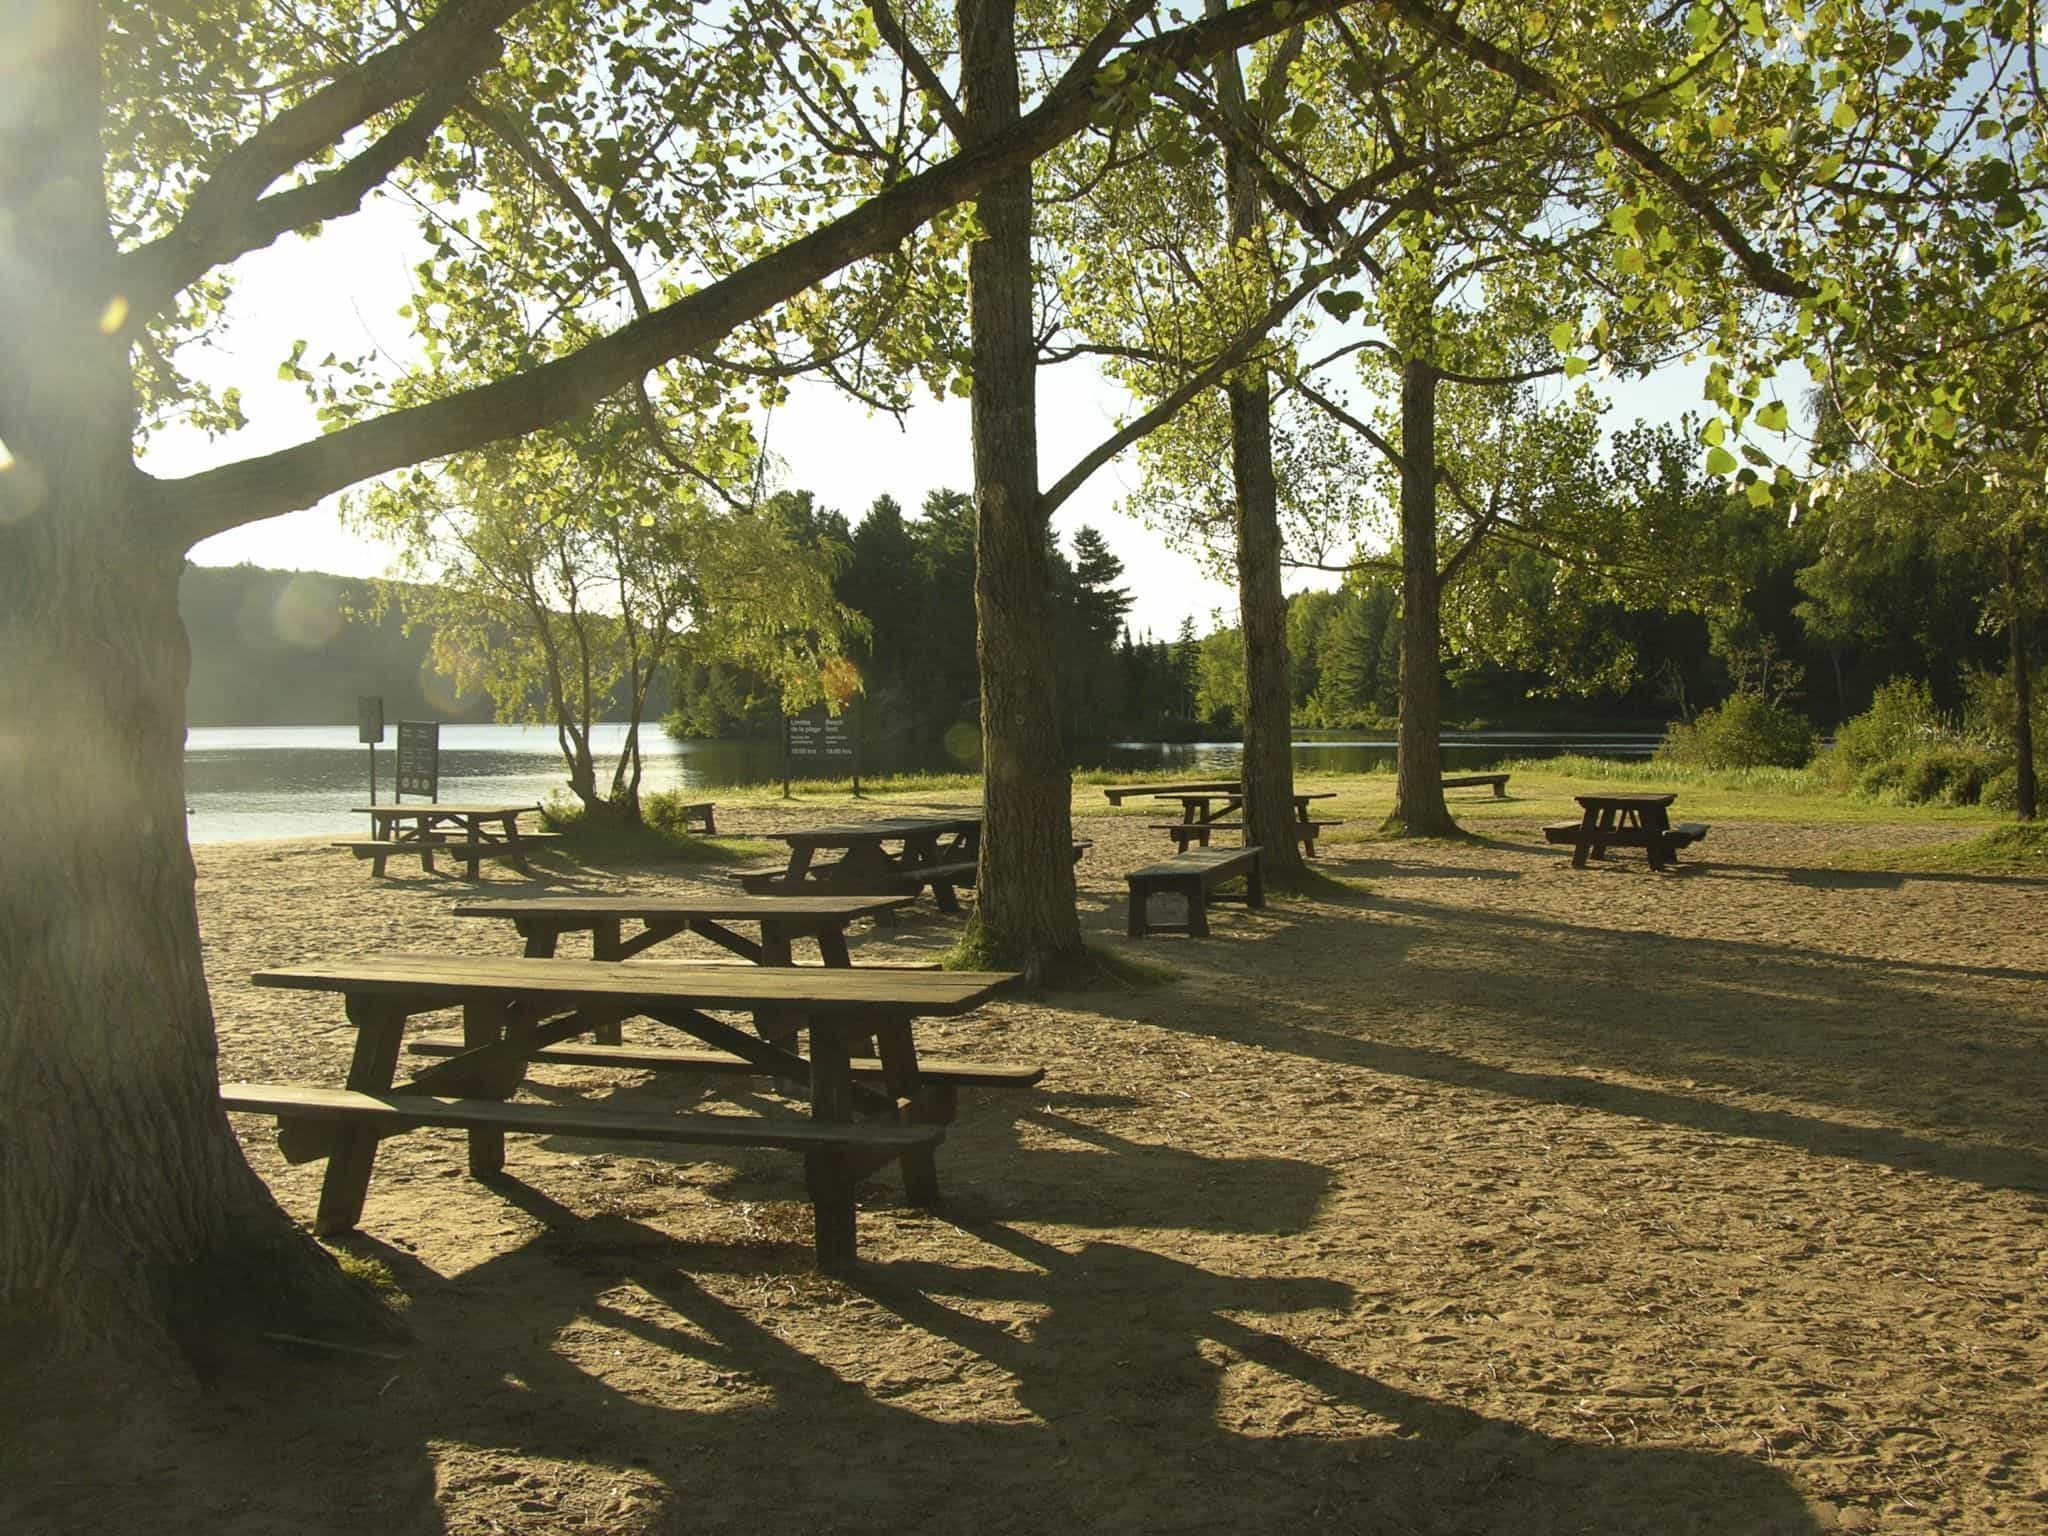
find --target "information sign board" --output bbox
[785,710,856,759]
[395,719,440,800]
[357,695,385,745]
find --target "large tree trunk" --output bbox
[958,0,1081,973]
[0,9,380,1368]
[1212,11,1303,879]
[1386,357,1457,835]
[2008,551,2036,821]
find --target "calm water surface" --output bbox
[183,724,1660,844]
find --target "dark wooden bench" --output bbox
[220,1082,942,1260]
[331,831,562,879]
[408,1035,1043,1092]
[675,800,717,834]
[1149,820,1342,858]
[1126,846,1264,938]
[1442,773,1511,797]
[1543,819,1709,866]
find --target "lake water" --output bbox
[183,723,1662,844]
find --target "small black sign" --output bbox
[786,709,855,759]
[395,719,440,799]
[357,695,385,745]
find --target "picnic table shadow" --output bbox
[1079,890,2048,1195]
[282,1168,1822,1536]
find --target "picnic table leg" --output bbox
[872,1018,945,1205]
[313,997,407,1236]
[515,920,559,959]
[501,815,532,875]
[460,999,510,1175]
[1571,806,1599,868]
[1182,875,1210,938]
[804,1028,860,1270]
[1127,881,1150,938]
[812,923,853,967]
[590,919,625,1042]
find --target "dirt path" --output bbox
[15,805,2046,1535]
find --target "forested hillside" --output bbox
[179,564,494,726]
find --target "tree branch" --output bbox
[155,0,1357,547]
[871,0,970,141]
[124,0,527,315]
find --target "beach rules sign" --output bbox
[396,720,440,801]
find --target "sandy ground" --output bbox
[15,797,2048,1535]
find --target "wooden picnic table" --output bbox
[1100,779,1239,806]
[452,893,913,965]
[225,953,1022,1267]
[1544,792,1710,871]
[742,813,984,911]
[340,801,545,878]
[1153,788,1336,826]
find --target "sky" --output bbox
[165,195,1724,640]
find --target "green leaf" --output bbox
[1548,321,1576,353]
[1746,481,1775,507]
[1756,401,1790,432]
[1706,446,1738,476]
[1831,101,1859,130]
[1563,355,1589,378]
[1701,417,1726,445]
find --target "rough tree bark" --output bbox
[1211,8,1304,878]
[0,11,382,1364]
[1386,356,1458,835]
[958,0,1083,972]
[2007,545,2036,822]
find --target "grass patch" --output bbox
[703,770,984,799]
[541,794,771,865]
[941,921,1178,990]
[1835,822,2048,876]
[329,1249,406,1306]
[1265,864,1374,901]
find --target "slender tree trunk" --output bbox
[958,0,1081,973]
[1,8,379,1366]
[2008,549,2036,821]
[1387,357,1457,835]
[1211,8,1303,878]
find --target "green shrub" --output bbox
[1981,766,2020,812]
[1658,693,1816,770]
[1898,748,2001,807]
[1832,676,1948,786]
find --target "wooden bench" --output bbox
[675,800,717,834]
[408,1035,1044,1090]
[1126,846,1264,938]
[1149,820,1343,858]
[331,831,562,879]
[1543,819,1709,866]
[220,1082,942,1261]
[1442,773,1511,797]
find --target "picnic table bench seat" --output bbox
[406,1034,1044,1090]
[221,1082,941,1245]
[1148,819,1343,858]
[1544,817,1709,866]
[331,831,562,879]
[1126,846,1264,938]
[1442,773,1511,797]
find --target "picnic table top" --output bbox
[1101,780,1240,803]
[1153,788,1336,801]
[1573,792,1678,808]
[452,895,914,923]
[252,953,1015,1013]
[778,813,981,844]
[350,802,541,818]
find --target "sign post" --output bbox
[395,720,441,803]
[784,708,857,798]
[357,696,385,832]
